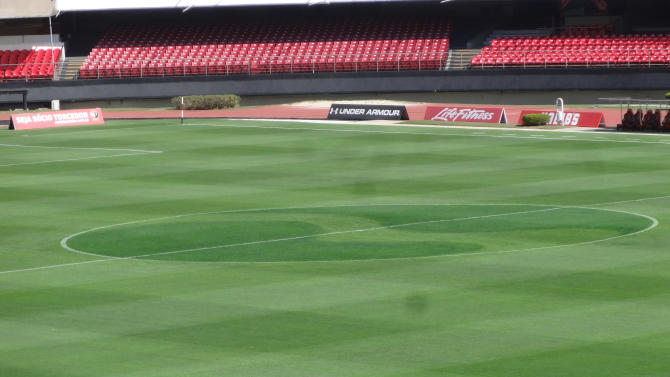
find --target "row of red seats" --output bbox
[80,17,450,79]
[0,49,60,81]
[473,25,670,68]
[490,36,670,48]
[474,51,670,66]
[83,53,447,78]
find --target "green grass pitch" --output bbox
[1,119,670,377]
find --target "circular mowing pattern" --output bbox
[62,204,655,263]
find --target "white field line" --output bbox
[0,152,156,167]
[13,123,178,137]
[586,195,670,207]
[435,208,658,261]
[223,118,587,134]
[110,207,661,263]
[0,259,114,275]
[0,144,162,168]
[1,206,656,275]
[193,117,670,137]
[0,203,655,275]
[0,143,161,154]
[60,205,562,258]
[63,206,563,259]
[184,122,670,146]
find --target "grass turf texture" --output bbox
[1,119,670,377]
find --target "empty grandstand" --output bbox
[79,16,451,78]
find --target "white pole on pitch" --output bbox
[556,97,565,126]
[180,96,184,125]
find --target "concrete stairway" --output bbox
[446,49,481,70]
[57,56,86,80]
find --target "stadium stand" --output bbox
[471,25,670,68]
[78,16,451,79]
[0,48,61,81]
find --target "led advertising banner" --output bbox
[425,106,507,124]
[328,104,409,121]
[9,108,105,130]
[517,110,605,127]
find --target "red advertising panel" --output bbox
[9,108,105,130]
[425,106,507,124]
[517,110,605,128]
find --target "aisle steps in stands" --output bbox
[447,49,481,70]
[59,56,87,80]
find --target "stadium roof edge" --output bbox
[54,0,425,12]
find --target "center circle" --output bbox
[63,204,653,262]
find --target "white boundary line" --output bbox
[221,118,670,137]
[0,202,662,276]
[184,121,670,146]
[0,143,162,168]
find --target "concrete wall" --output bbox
[1,68,670,107]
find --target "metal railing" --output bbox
[0,62,60,82]
[465,48,670,69]
[77,51,449,79]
